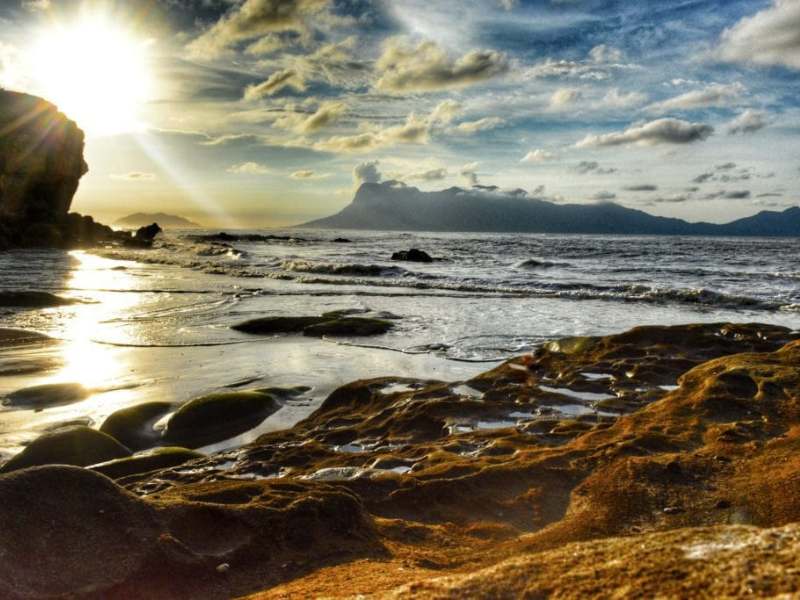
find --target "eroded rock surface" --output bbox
[3,322,800,598]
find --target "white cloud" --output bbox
[187,0,328,59]
[314,113,430,153]
[430,100,464,124]
[647,82,745,113]
[453,116,505,134]
[274,101,347,133]
[353,161,381,185]
[375,37,509,93]
[576,118,714,148]
[727,109,768,135]
[600,88,647,109]
[521,149,556,163]
[717,0,800,70]
[550,88,582,109]
[227,162,270,175]
[290,170,330,180]
[460,162,480,186]
[244,69,306,100]
[589,44,623,64]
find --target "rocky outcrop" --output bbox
[0,90,154,250]
[4,323,800,597]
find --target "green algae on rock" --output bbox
[163,390,281,448]
[100,401,173,451]
[0,426,131,472]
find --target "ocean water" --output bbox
[1,230,799,457]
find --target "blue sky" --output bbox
[1,0,798,226]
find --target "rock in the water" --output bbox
[163,390,280,448]
[100,401,173,451]
[90,447,204,480]
[333,237,352,243]
[0,426,131,472]
[233,315,394,337]
[302,317,393,337]
[0,291,76,308]
[3,382,90,409]
[0,466,161,599]
[391,248,433,263]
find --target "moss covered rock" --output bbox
[90,447,204,480]
[100,401,172,451]
[163,390,280,448]
[0,426,131,472]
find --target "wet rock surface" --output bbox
[391,248,434,263]
[0,291,77,308]
[3,322,800,597]
[232,315,394,337]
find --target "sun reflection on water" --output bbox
[53,251,140,390]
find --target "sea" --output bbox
[2,230,799,457]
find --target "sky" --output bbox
[0,0,798,227]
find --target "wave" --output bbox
[281,260,406,277]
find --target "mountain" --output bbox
[115,213,201,229]
[300,182,800,236]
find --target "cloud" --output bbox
[498,0,519,9]
[576,118,714,148]
[353,161,381,185]
[647,82,745,112]
[244,69,306,99]
[623,184,658,192]
[274,101,347,133]
[187,0,328,59]
[600,88,647,109]
[461,162,480,186]
[652,195,690,203]
[109,172,157,182]
[521,149,556,163]
[727,109,768,135]
[375,37,509,93]
[290,170,330,180]
[430,100,464,124]
[314,113,430,153]
[589,44,623,64]
[693,172,714,184]
[717,0,800,70]
[453,116,505,134]
[574,161,617,175]
[227,162,270,175]
[704,190,752,200]
[244,35,285,56]
[592,191,617,201]
[395,167,449,182]
[550,88,582,109]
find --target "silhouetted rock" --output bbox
[116,213,200,229]
[232,315,395,337]
[391,248,433,263]
[333,237,352,243]
[0,291,77,308]
[188,232,306,243]
[122,222,162,248]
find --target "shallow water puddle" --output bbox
[380,382,419,395]
[476,419,517,430]
[581,372,614,381]
[659,385,680,391]
[451,384,484,400]
[539,385,614,402]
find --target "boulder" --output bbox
[391,248,433,263]
[90,447,204,480]
[163,390,280,448]
[0,466,161,599]
[0,426,131,472]
[303,317,393,337]
[100,401,173,451]
[231,316,326,335]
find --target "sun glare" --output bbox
[28,15,153,137]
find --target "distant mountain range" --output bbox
[301,182,800,236]
[115,213,201,229]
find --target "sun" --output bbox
[28,15,154,137]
